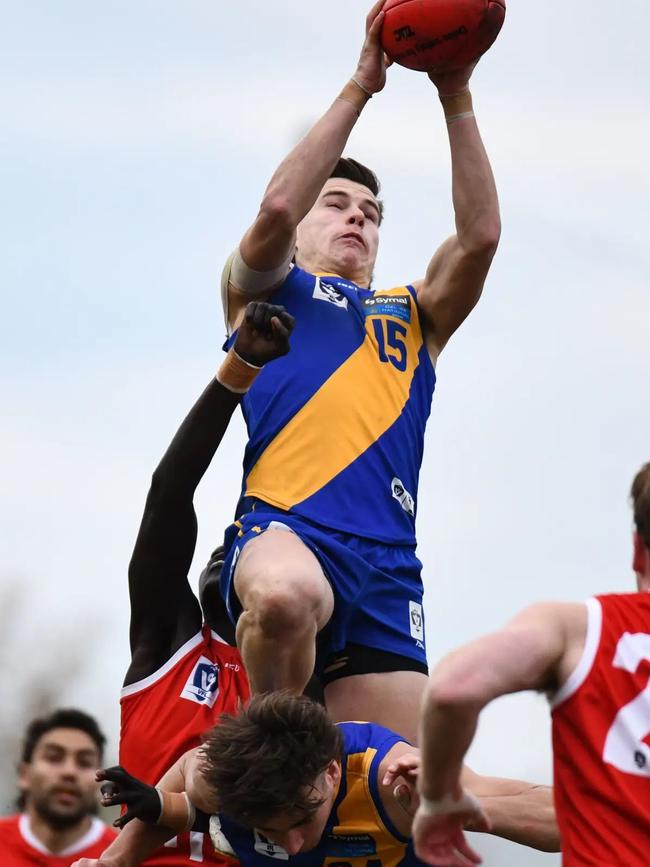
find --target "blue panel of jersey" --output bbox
[226,266,436,544]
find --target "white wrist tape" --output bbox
[417,789,482,818]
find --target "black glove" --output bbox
[234,302,295,366]
[99,765,162,829]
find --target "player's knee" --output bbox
[243,576,324,641]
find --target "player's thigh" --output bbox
[325,670,428,745]
[234,528,334,630]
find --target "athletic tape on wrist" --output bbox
[417,789,482,818]
[337,79,371,116]
[439,89,473,123]
[216,348,262,393]
[155,789,196,834]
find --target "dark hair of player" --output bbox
[199,693,342,828]
[631,462,650,549]
[17,707,106,810]
[330,157,384,224]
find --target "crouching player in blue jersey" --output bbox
[72,693,559,867]
[216,0,501,741]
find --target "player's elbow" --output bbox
[465,216,501,258]
[426,670,485,713]
[258,193,297,234]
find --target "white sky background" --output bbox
[2,1,649,862]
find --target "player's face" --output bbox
[256,760,341,855]
[18,728,101,829]
[296,179,380,285]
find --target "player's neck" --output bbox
[25,805,92,854]
[296,254,370,288]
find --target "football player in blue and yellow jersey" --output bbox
[90,693,559,867]
[217,1,502,742]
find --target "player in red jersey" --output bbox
[400,461,650,866]
[117,302,294,866]
[0,708,116,866]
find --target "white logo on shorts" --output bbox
[409,601,424,642]
[312,278,348,309]
[392,477,415,516]
[254,830,289,860]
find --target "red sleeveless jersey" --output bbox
[0,814,115,865]
[550,592,650,866]
[120,625,249,866]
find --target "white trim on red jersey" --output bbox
[18,814,108,856]
[121,628,231,699]
[550,597,602,710]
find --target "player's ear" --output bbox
[326,759,341,788]
[632,531,648,575]
[632,531,649,585]
[17,762,30,792]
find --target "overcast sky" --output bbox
[2,2,649,863]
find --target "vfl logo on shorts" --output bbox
[313,278,348,309]
[254,830,289,860]
[409,601,425,644]
[391,477,415,516]
[180,656,220,707]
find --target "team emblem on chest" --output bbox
[180,655,220,707]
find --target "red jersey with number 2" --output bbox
[120,625,248,866]
[551,592,650,866]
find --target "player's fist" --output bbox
[412,789,490,867]
[234,302,295,367]
[97,765,162,829]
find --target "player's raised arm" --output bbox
[412,602,583,864]
[223,0,389,331]
[412,63,501,361]
[125,303,295,686]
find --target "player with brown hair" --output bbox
[73,692,558,867]
[217,0,501,744]
[408,462,650,866]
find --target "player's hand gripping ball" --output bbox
[381,0,506,72]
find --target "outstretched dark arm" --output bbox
[125,378,241,686]
[125,302,295,686]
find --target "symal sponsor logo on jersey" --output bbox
[391,477,415,516]
[363,293,412,323]
[254,830,289,860]
[409,601,425,646]
[180,656,220,707]
[313,277,348,309]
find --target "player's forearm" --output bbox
[258,86,367,229]
[443,94,500,253]
[418,687,480,802]
[98,819,176,867]
[481,784,560,852]
[150,378,240,501]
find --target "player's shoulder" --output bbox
[0,814,20,831]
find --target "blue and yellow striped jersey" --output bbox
[210,721,425,865]
[231,267,436,544]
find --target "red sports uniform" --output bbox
[120,625,249,865]
[0,814,115,865]
[551,592,650,866]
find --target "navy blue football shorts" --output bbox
[220,505,428,678]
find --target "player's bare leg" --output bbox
[325,671,428,745]
[234,529,334,693]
